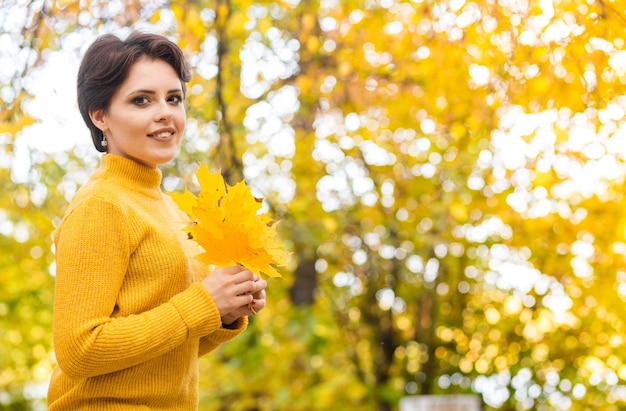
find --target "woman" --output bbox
[47,31,267,410]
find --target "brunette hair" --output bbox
[77,31,191,152]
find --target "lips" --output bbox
[148,128,176,139]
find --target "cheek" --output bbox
[108,111,138,133]
[176,110,186,131]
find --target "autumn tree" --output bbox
[2,1,626,410]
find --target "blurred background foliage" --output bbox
[2,0,626,410]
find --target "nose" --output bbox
[154,101,174,122]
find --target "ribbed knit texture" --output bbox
[48,154,247,410]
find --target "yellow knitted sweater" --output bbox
[48,154,247,410]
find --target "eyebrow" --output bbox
[126,88,183,96]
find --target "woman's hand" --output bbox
[200,266,267,325]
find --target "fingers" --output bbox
[204,265,268,321]
[235,274,267,297]
[213,266,267,292]
[251,287,266,300]
[231,284,267,318]
[212,266,254,281]
[235,282,266,304]
[248,278,267,295]
[222,292,266,322]
[251,293,266,311]
[247,294,266,316]
[211,267,257,294]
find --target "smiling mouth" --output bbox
[148,131,175,139]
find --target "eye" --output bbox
[132,96,149,106]
[168,94,183,104]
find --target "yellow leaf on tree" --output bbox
[0,113,36,137]
[170,164,290,279]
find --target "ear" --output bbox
[89,109,107,132]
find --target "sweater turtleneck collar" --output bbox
[96,154,163,198]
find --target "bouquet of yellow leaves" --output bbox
[170,164,290,279]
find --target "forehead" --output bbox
[120,58,182,91]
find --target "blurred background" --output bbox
[2,0,626,410]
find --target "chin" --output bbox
[153,156,177,166]
[151,149,179,165]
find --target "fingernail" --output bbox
[250,300,256,305]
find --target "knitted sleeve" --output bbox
[188,249,249,356]
[198,317,248,356]
[53,198,223,379]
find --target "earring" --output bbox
[101,132,108,147]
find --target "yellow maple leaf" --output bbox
[170,164,289,279]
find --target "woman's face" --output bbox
[90,57,186,168]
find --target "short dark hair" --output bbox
[77,31,191,152]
